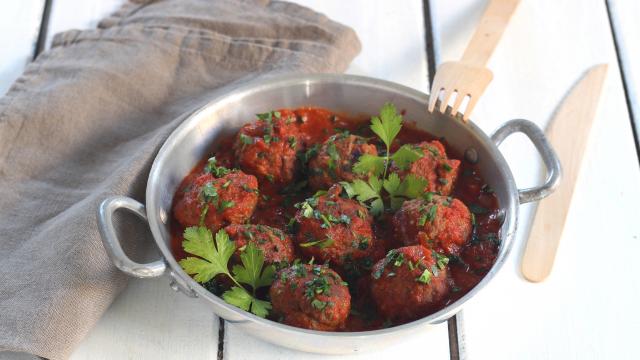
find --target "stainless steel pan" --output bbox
[98,74,561,354]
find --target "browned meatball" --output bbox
[308,133,378,190]
[293,184,376,270]
[224,224,294,267]
[233,110,303,185]
[395,140,460,196]
[393,196,472,255]
[370,246,449,322]
[173,170,259,230]
[270,264,351,331]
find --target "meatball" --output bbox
[293,184,376,269]
[397,140,460,196]
[270,264,351,331]
[233,110,303,185]
[308,133,378,190]
[173,170,259,230]
[224,224,295,267]
[393,196,472,255]
[370,246,449,322]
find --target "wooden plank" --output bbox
[0,0,45,95]
[224,322,450,360]
[223,0,451,359]
[316,0,431,93]
[430,0,640,358]
[607,0,640,155]
[70,276,219,359]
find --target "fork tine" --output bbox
[428,84,442,112]
[462,95,480,122]
[439,89,455,113]
[451,92,466,116]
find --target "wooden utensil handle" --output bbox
[461,0,520,67]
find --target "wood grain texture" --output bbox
[522,64,608,282]
[430,0,640,358]
[429,0,520,120]
[70,276,219,360]
[0,0,45,95]
[461,0,521,67]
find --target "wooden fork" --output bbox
[428,0,520,121]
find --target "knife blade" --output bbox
[521,64,608,282]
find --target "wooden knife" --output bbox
[521,64,608,282]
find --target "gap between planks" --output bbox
[604,0,640,164]
[423,1,462,359]
[32,0,52,60]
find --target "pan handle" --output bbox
[491,119,562,204]
[98,196,166,278]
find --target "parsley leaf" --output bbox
[179,227,234,283]
[371,103,403,150]
[222,286,252,310]
[370,103,403,178]
[390,145,423,170]
[352,154,385,176]
[232,242,276,290]
[384,174,429,210]
[341,177,384,217]
[222,286,273,318]
[179,227,274,318]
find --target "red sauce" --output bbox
[170,107,502,330]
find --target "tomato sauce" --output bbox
[170,107,502,330]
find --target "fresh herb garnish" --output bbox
[204,157,231,177]
[340,177,384,217]
[416,268,432,284]
[434,252,449,270]
[390,144,424,170]
[344,103,433,215]
[383,173,429,210]
[311,299,327,310]
[287,136,297,149]
[370,103,402,178]
[299,238,334,249]
[352,154,385,176]
[178,227,275,318]
[218,200,235,212]
[239,133,253,145]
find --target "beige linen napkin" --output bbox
[0,0,360,358]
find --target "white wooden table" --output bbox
[1,1,639,359]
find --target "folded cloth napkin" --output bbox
[0,0,360,358]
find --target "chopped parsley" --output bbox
[299,238,334,249]
[418,204,438,226]
[416,268,432,284]
[204,157,231,177]
[311,299,327,310]
[287,136,297,149]
[239,133,253,145]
